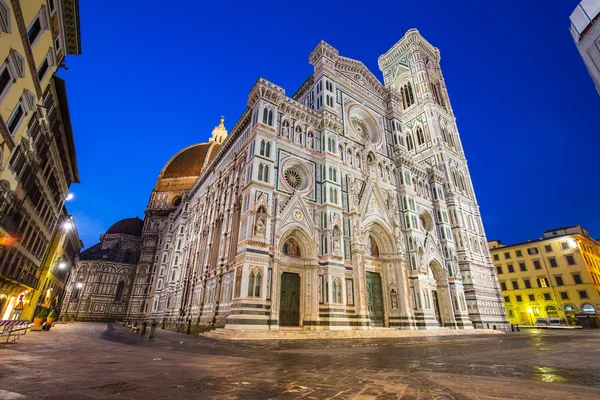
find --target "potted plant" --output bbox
[62,313,69,322]
[47,310,57,325]
[34,309,48,326]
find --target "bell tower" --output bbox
[379,29,509,330]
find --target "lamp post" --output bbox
[526,307,534,325]
[73,282,84,321]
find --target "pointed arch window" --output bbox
[265,142,271,158]
[332,279,342,304]
[260,140,265,156]
[247,269,262,297]
[268,110,273,126]
[257,163,264,181]
[262,108,268,124]
[402,82,415,109]
[114,281,126,302]
[406,134,414,151]
[416,127,425,146]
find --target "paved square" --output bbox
[1,324,599,399]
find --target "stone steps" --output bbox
[203,327,502,340]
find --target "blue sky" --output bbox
[60,1,600,248]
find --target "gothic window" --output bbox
[402,82,415,109]
[406,134,414,151]
[262,108,268,124]
[257,163,263,181]
[283,238,301,257]
[234,267,242,298]
[114,281,125,302]
[268,110,273,126]
[265,141,271,158]
[247,269,262,297]
[332,278,342,304]
[416,127,425,146]
[260,140,265,156]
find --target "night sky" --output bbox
[59,1,600,249]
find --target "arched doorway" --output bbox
[277,228,315,328]
[427,260,454,328]
[364,234,385,327]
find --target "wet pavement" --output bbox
[1,323,599,399]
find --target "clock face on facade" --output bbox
[293,209,303,221]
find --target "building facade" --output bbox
[570,0,600,95]
[25,212,82,320]
[60,217,150,321]
[489,226,600,326]
[0,0,81,320]
[137,30,507,332]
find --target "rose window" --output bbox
[284,168,303,189]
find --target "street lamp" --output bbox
[526,308,534,325]
[74,282,84,321]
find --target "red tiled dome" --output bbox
[105,217,144,236]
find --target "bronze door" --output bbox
[279,272,300,326]
[366,272,384,326]
[432,290,442,326]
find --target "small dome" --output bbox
[105,217,144,236]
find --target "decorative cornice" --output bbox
[378,29,440,72]
[309,40,340,65]
[335,56,387,98]
[60,0,82,55]
[291,75,314,101]
[247,78,286,108]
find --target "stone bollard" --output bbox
[148,319,157,338]
[139,321,147,335]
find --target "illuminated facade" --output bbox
[139,30,507,332]
[0,0,81,320]
[489,225,600,325]
[61,217,149,321]
[24,212,82,320]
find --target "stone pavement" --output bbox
[0,323,599,399]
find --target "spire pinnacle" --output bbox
[209,116,228,144]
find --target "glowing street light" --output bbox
[62,220,73,232]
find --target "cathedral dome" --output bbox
[155,117,227,192]
[161,143,216,180]
[105,217,144,237]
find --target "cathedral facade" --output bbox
[68,30,508,331]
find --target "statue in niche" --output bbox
[255,215,265,236]
[332,228,341,253]
[391,289,398,309]
[283,238,301,257]
[282,121,291,139]
[365,235,379,257]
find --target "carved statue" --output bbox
[332,229,341,253]
[255,216,265,236]
[391,289,398,309]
